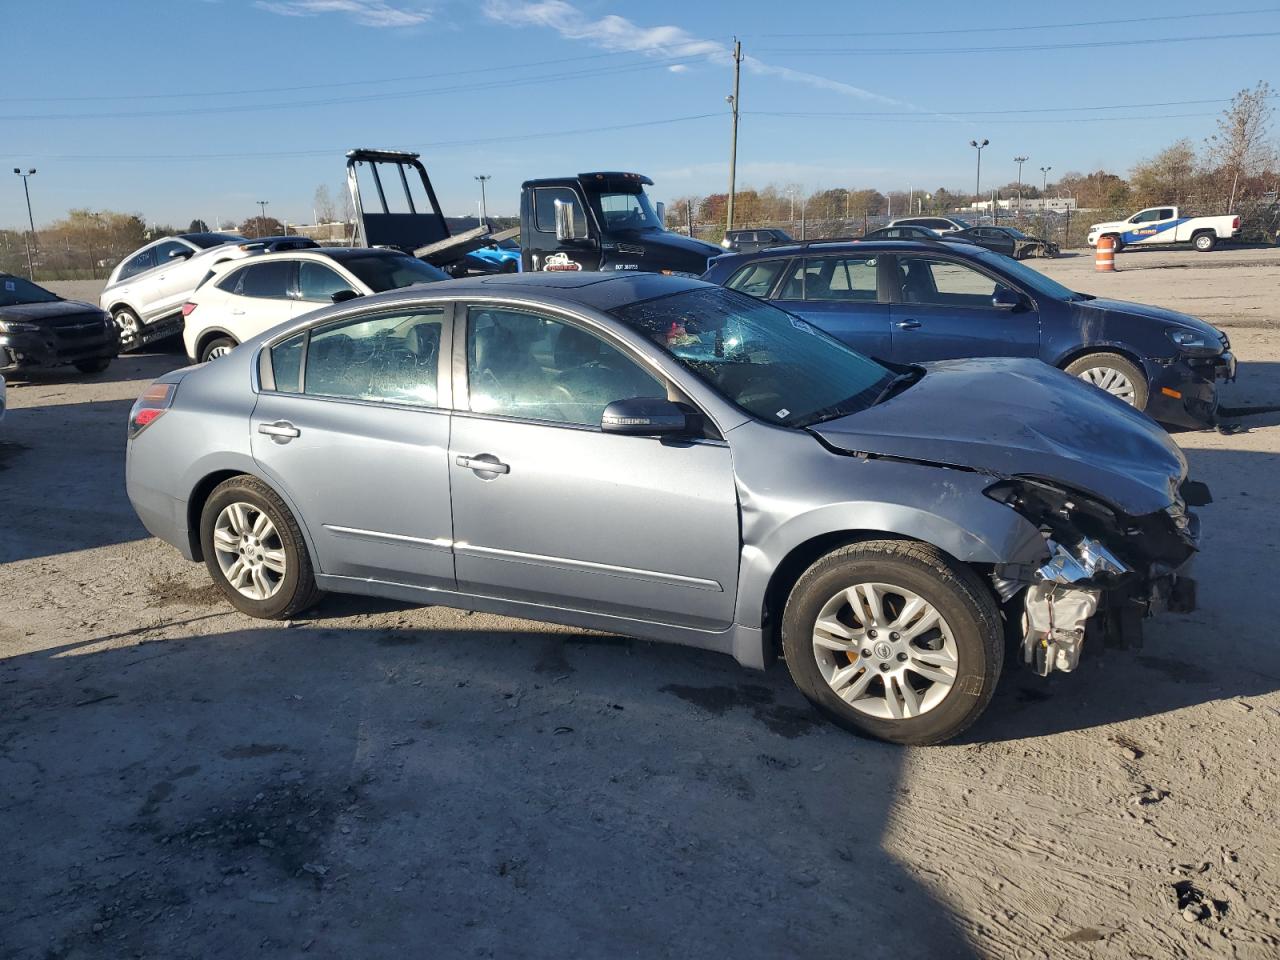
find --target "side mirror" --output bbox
[554,198,586,242]
[655,201,666,225]
[992,287,1024,311]
[168,248,192,260]
[330,289,361,303]
[601,397,689,436]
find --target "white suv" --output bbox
[182,247,449,363]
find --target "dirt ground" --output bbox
[2,256,1280,959]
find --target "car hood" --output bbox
[1077,297,1224,342]
[0,299,104,322]
[810,358,1187,516]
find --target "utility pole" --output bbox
[1040,166,1052,195]
[13,168,37,278]
[686,198,694,238]
[725,38,742,233]
[257,200,269,236]
[1014,156,1028,214]
[969,139,988,203]
[474,174,491,223]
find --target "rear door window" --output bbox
[118,248,156,280]
[305,309,445,407]
[782,256,879,302]
[239,261,295,299]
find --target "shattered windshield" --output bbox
[0,275,59,306]
[610,286,896,428]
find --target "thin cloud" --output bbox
[481,0,905,105]
[256,0,432,27]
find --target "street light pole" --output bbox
[257,200,269,236]
[1014,156,1028,214]
[969,139,988,206]
[1040,166,1052,195]
[13,168,37,278]
[474,174,491,223]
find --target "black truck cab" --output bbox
[519,172,720,276]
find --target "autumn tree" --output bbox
[1205,81,1275,210]
[239,215,285,238]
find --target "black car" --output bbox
[952,226,1058,259]
[0,274,119,377]
[860,225,977,244]
[721,228,795,253]
[702,239,1234,428]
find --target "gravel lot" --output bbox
[3,253,1280,959]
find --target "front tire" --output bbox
[781,540,1002,745]
[1064,352,1149,410]
[200,336,238,363]
[75,357,111,374]
[113,307,142,352]
[1193,232,1217,252]
[199,475,322,619]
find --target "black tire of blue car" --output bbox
[200,336,238,364]
[781,540,1002,746]
[75,358,111,374]
[1064,352,1150,411]
[113,307,142,352]
[199,475,323,619]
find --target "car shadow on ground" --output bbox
[1,624,981,959]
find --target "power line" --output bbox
[0,54,708,121]
[14,113,722,162]
[0,42,723,103]
[748,110,1220,125]
[755,6,1280,38]
[758,29,1280,55]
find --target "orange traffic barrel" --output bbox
[1095,235,1116,272]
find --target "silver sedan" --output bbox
[126,273,1203,744]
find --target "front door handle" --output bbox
[258,420,300,443]
[456,454,510,477]
[895,320,922,330]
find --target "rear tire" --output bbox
[199,475,322,619]
[200,336,238,363]
[1193,232,1217,252]
[74,357,111,374]
[781,540,1002,745]
[1064,352,1149,410]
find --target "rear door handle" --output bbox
[896,320,922,330]
[456,454,510,476]
[258,420,300,443]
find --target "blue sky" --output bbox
[4,0,1278,229]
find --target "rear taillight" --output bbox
[129,382,176,438]
[181,301,198,317]
[1232,216,1240,229]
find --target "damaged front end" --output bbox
[987,477,1206,676]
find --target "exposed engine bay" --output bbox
[987,476,1208,676]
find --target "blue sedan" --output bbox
[702,239,1235,428]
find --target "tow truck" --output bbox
[345,150,720,276]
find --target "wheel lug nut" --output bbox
[867,629,877,639]
[879,663,890,672]
[860,648,872,658]
[890,632,900,640]
[897,652,908,662]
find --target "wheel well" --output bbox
[195,328,237,359]
[1190,227,1214,236]
[108,303,134,317]
[1056,344,1146,379]
[761,530,913,655]
[186,470,248,560]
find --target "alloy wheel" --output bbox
[212,502,286,601]
[207,344,234,360]
[1077,366,1137,404]
[810,582,959,720]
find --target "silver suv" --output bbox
[99,232,248,349]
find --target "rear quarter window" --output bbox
[725,259,787,298]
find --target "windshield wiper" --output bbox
[871,369,920,406]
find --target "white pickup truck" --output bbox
[1087,206,1240,252]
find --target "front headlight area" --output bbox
[985,478,1157,677]
[1166,326,1222,358]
